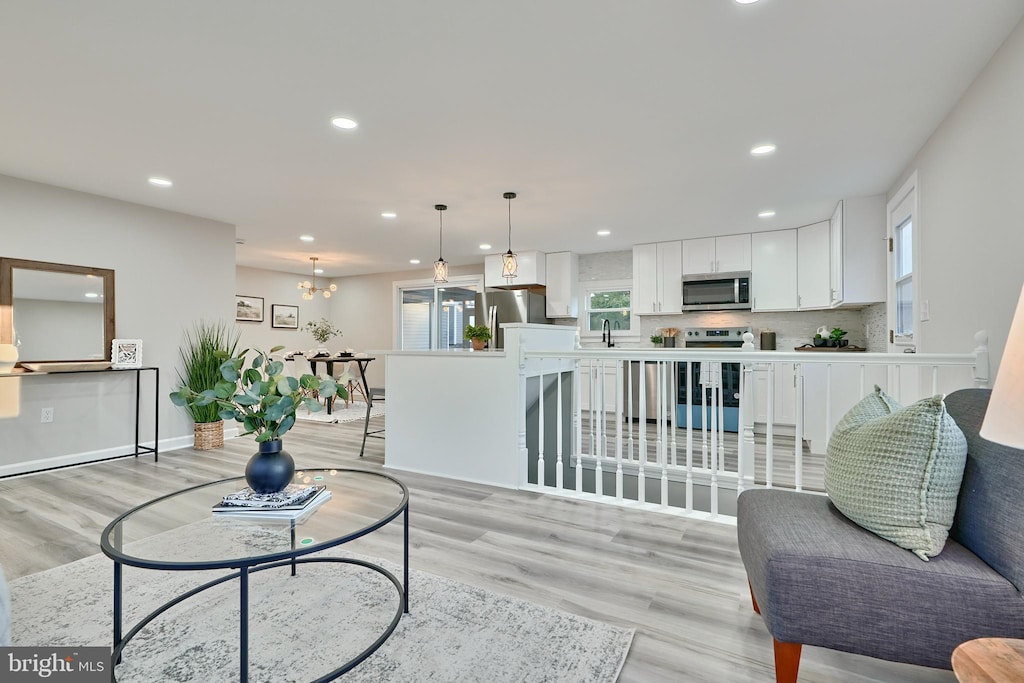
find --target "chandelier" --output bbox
[501,191,518,282]
[433,203,449,283]
[297,257,337,300]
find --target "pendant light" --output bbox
[297,257,337,300]
[502,191,518,282]
[433,204,449,284]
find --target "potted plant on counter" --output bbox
[170,345,345,493]
[464,325,492,351]
[171,320,240,451]
[829,327,849,347]
[650,333,664,347]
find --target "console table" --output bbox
[0,365,158,477]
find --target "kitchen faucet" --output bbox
[601,318,615,348]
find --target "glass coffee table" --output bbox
[100,468,409,682]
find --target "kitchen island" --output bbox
[382,324,578,488]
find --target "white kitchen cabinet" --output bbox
[682,234,751,275]
[797,221,831,309]
[579,361,618,413]
[484,249,546,288]
[751,229,798,311]
[545,251,578,318]
[633,240,681,315]
[829,195,886,307]
[752,362,797,426]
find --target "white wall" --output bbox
[889,17,1024,377]
[0,174,235,474]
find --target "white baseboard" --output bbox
[0,434,186,479]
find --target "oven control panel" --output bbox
[684,326,752,345]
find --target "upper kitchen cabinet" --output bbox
[797,221,831,310]
[682,234,751,275]
[633,240,682,315]
[545,251,578,318]
[484,250,546,289]
[829,195,886,307]
[751,229,798,311]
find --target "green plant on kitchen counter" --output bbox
[830,328,848,346]
[650,334,664,346]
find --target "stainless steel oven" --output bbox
[677,326,750,432]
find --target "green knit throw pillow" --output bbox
[824,386,968,561]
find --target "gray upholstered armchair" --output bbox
[737,388,1024,682]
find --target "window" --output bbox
[894,216,913,338]
[581,280,632,337]
[395,276,483,350]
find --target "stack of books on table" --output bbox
[213,484,331,519]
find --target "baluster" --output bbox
[660,362,669,508]
[575,359,583,493]
[627,361,635,461]
[932,366,939,396]
[616,360,623,501]
[710,375,719,518]
[538,372,546,487]
[556,370,563,490]
[717,364,725,466]
[766,363,775,489]
[595,359,604,497]
[670,360,678,467]
[794,363,804,492]
[859,364,865,398]
[638,361,647,504]
[701,364,709,469]
[656,361,665,473]
[825,363,832,454]
[685,361,694,513]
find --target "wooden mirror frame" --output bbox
[0,257,116,364]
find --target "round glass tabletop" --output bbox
[100,468,407,570]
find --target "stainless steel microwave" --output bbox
[681,272,751,311]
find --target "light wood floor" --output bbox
[0,417,953,682]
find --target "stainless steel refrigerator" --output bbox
[474,289,549,349]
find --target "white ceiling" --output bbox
[2,1,1022,278]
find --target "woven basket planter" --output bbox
[193,420,224,450]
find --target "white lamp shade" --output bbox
[980,283,1024,448]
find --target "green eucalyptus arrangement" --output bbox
[169,345,346,443]
[303,318,344,345]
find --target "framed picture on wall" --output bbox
[271,304,299,329]
[235,295,264,322]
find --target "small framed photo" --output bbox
[235,295,264,322]
[112,339,143,368]
[271,304,299,329]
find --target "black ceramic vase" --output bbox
[245,439,295,494]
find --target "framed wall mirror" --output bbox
[0,258,116,363]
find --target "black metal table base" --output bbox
[111,555,407,682]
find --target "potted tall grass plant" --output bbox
[173,320,240,450]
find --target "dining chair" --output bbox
[333,360,368,407]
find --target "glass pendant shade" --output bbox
[502,192,518,282]
[501,250,518,280]
[433,203,449,284]
[433,258,449,283]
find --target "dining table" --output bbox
[287,354,375,415]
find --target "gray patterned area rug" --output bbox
[10,541,632,682]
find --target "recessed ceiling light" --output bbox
[314,268,324,274]
[148,177,172,187]
[758,210,776,218]
[596,229,611,236]
[299,235,315,242]
[409,259,421,265]
[479,243,492,250]
[381,212,397,219]
[750,143,777,156]
[736,0,760,4]
[331,117,358,130]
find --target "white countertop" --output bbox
[375,348,507,358]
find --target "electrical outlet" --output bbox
[920,299,931,322]
[40,407,54,423]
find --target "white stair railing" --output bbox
[520,332,990,524]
